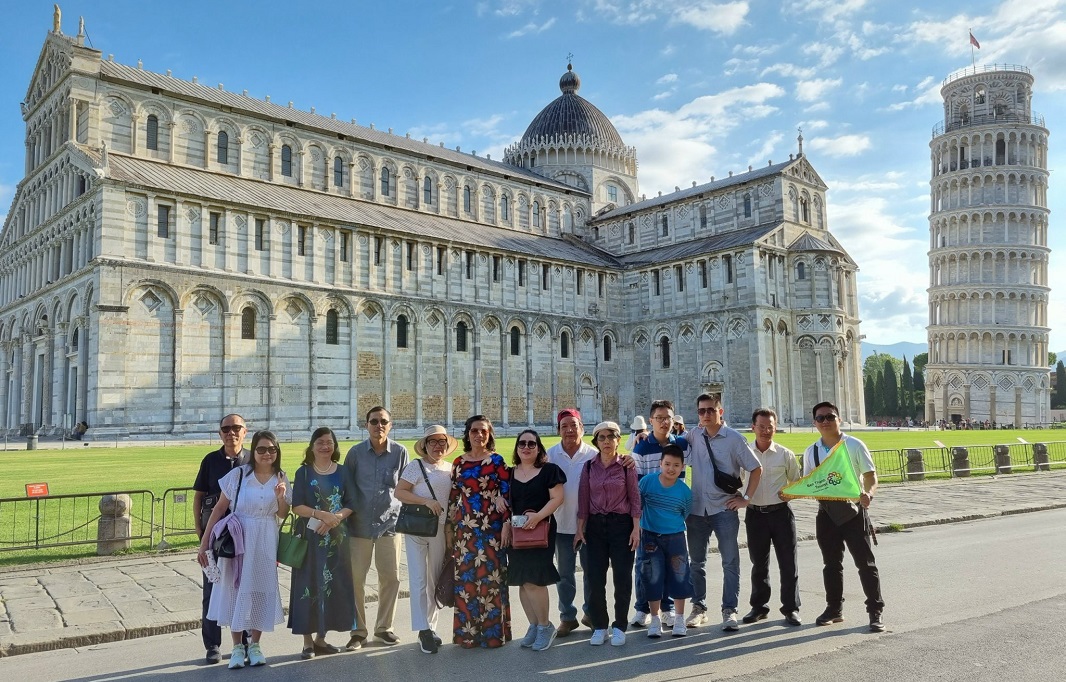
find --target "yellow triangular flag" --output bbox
[781,441,862,501]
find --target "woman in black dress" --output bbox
[506,429,565,651]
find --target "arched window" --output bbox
[699,205,707,228]
[71,328,79,351]
[743,194,752,218]
[533,201,541,227]
[146,114,159,150]
[281,144,293,176]
[661,214,669,236]
[334,157,344,187]
[241,307,256,340]
[501,195,510,221]
[456,321,468,352]
[380,167,390,196]
[628,222,635,244]
[217,130,229,164]
[561,331,570,359]
[660,336,671,369]
[800,197,810,223]
[325,309,339,345]
[510,326,521,356]
[797,262,806,280]
[396,314,409,348]
[424,177,433,205]
[602,335,612,362]
[464,185,472,212]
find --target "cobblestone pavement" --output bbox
[1,469,1063,657]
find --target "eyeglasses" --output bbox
[368,418,390,426]
[426,438,450,447]
[220,424,244,434]
[650,415,673,422]
[517,440,538,448]
[697,407,718,416]
[596,433,620,441]
[255,446,278,455]
[814,414,839,423]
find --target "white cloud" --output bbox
[675,2,749,35]
[733,43,778,58]
[661,44,677,56]
[582,0,748,34]
[748,131,784,165]
[788,0,870,23]
[652,91,674,101]
[656,73,678,85]
[723,58,758,76]
[761,63,817,79]
[806,133,872,157]
[506,17,556,38]
[795,77,842,102]
[802,41,844,67]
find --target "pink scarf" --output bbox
[211,513,245,588]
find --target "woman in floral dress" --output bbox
[288,427,356,658]
[447,415,512,648]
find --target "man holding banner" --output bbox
[787,401,884,633]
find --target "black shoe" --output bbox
[313,641,340,655]
[205,647,221,664]
[431,631,443,646]
[741,608,770,624]
[418,629,439,654]
[345,635,365,651]
[300,646,315,660]
[783,611,802,627]
[375,630,400,645]
[869,612,885,632]
[816,608,844,626]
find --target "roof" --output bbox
[520,65,624,148]
[617,223,781,267]
[594,159,793,222]
[100,154,619,268]
[789,232,843,255]
[97,61,580,195]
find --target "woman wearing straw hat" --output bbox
[395,425,457,653]
[625,415,648,452]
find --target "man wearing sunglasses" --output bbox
[802,401,884,633]
[192,414,250,664]
[344,406,409,649]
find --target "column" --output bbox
[525,327,533,426]
[473,325,482,415]
[236,136,245,177]
[174,200,188,266]
[348,308,359,432]
[222,312,235,412]
[500,331,509,427]
[266,314,276,424]
[167,121,176,163]
[445,318,453,428]
[308,315,317,428]
[204,129,214,170]
[0,342,9,432]
[414,324,423,429]
[171,309,183,432]
[383,317,392,410]
[550,332,558,426]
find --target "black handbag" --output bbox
[703,432,743,494]
[434,555,456,608]
[212,467,244,559]
[396,461,441,538]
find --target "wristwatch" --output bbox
[741,493,750,501]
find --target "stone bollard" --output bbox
[1033,443,1050,472]
[26,434,38,450]
[951,447,970,477]
[993,445,1012,475]
[905,449,925,481]
[97,494,132,555]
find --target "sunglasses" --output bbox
[368,418,390,426]
[220,424,244,434]
[814,414,839,423]
[517,440,538,448]
[426,438,450,447]
[255,445,278,454]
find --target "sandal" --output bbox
[313,641,340,655]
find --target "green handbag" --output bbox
[277,513,308,569]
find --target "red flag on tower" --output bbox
[970,31,981,49]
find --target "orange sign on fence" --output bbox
[25,483,49,497]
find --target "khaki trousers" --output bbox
[350,534,402,639]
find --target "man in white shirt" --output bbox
[802,401,885,633]
[742,408,802,627]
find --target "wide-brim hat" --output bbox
[592,421,622,441]
[415,425,458,458]
[629,415,648,431]
[673,415,685,426]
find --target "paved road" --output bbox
[2,506,1064,681]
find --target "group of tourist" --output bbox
[191,397,885,668]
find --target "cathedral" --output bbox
[0,15,865,439]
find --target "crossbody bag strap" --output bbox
[231,466,245,513]
[702,432,723,477]
[417,459,438,502]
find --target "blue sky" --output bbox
[3,0,1066,349]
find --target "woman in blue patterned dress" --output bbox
[288,427,356,658]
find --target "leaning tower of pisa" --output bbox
[926,64,1051,427]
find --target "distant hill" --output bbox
[861,341,927,363]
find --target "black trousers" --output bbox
[201,577,221,650]
[744,504,800,613]
[586,513,635,631]
[815,508,884,613]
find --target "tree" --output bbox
[873,371,886,418]
[864,374,875,420]
[1050,351,1058,367]
[901,357,915,419]
[883,359,899,417]
[913,352,927,392]
[863,352,903,382]
[1055,361,1066,409]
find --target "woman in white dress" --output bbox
[198,430,291,668]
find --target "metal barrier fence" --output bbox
[0,490,154,552]
[1046,442,1066,467]
[870,449,906,481]
[159,487,199,547]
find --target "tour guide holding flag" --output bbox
[786,401,885,633]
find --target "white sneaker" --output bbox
[672,620,688,637]
[228,644,246,669]
[661,610,676,627]
[610,627,626,646]
[629,610,650,627]
[590,629,608,646]
[685,607,707,627]
[647,615,662,638]
[722,610,740,632]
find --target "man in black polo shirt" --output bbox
[193,413,249,664]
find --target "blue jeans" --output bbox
[634,543,674,614]
[639,531,694,602]
[686,510,741,613]
[555,532,589,622]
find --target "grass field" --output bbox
[2,428,1064,567]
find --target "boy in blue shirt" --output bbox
[638,444,694,638]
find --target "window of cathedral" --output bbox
[501,195,510,222]
[608,185,618,203]
[725,255,734,284]
[156,205,171,239]
[796,261,805,280]
[298,225,307,256]
[510,326,521,356]
[975,86,986,104]
[660,337,671,369]
[602,335,612,362]
[653,270,661,296]
[254,218,265,251]
[628,222,635,244]
[800,198,810,224]
[77,175,87,196]
[533,201,541,228]
[436,246,445,275]
[598,272,605,297]
[217,131,229,165]
[241,307,256,340]
[209,212,220,245]
[675,265,684,292]
[281,145,293,177]
[456,321,469,352]
[334,157,344,187]
[465,251,474,279]
[146,114,159,151]
[743,194,752,218]
[661,214,668,236]
[768,255,775,280]
[407,243,416,271]
[381,167,391,196]
[424,177,433,205]
[395,315,410,348]
[340,231,350,262]
[699,260,708,288]
[699,205,707,229]
[464,185,472,213]
[326,310,339,345]
[561,331,570,359]
[374,237,383,265]
[593,226,600,240]
[492,255,501,282]
[71,328,79,352]
[518,260,526,286]
[577,269,584,295]
[542,264,550,290]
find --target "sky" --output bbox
[2,0,1066,349]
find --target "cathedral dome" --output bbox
[520,64,625,148]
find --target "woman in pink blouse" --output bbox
[574,421,641,647]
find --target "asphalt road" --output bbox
[8,509,1066,682]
